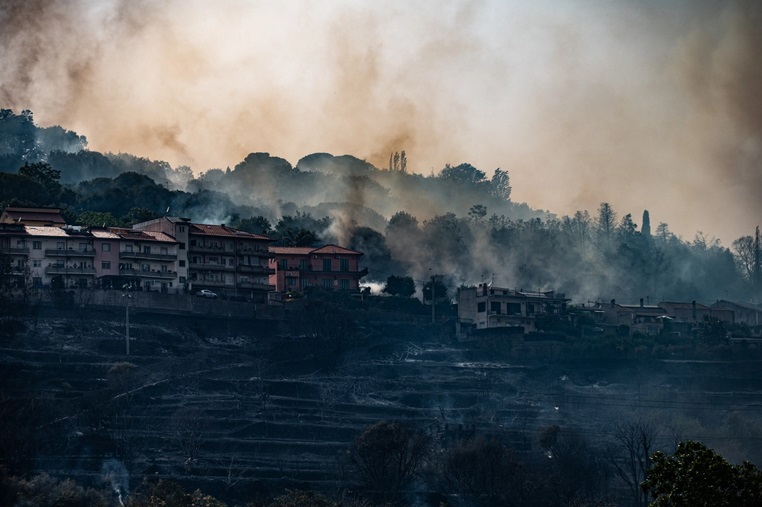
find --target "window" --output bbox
[180,276,186,283]
[340,279,350,290]
[141,263,150,272]
[507,303,521,315]
[79,243,87,251]
[143,246,151,254]
[286,276,296,286]
[57,241,64,250]
[33,241,41,250]
[32,260,41,267]
[190,239,197,247]
[160,246,167,254]
[299,259,307,270]
[340,259,349,271]
[179,260,186,267]
[490,302,501,314]
[278,259,287,270]
[228,258,234,266]
[477,302,486,313]
[301,278,309,289]
[102,243,111,252]
[178,226,185,233]
[323,278,332,289]
[102,261,111,270]
[240,276,248,283]
[323,258,332,271]
[179,242,185,250]
[125,245,133,252]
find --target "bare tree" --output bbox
[171,406,206,473]
[607,420,659,507]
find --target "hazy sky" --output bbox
[1,0,760,245]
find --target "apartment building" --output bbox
[268,244,367,294]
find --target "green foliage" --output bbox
[439,163,486,185]
[233,215,273,235]
[77,210,122,228]
[642,440,762,507]
[382,275,416,297]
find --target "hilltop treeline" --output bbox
[1,108,760,303]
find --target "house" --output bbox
[0,206,66,226]
[25,225,97,289]
[596,299,670,335]
[268,244,367,294]
[659,301,716,324]
[0,223,32,288]
[107,228,179,292]
[712,300,761,326]
[133,217,275,301]
[457,285,569,338]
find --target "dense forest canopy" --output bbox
[1,108,760,304]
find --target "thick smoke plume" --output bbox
[1,1,761,244]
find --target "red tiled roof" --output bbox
[269,244,363,256]
[190,223,272,241]
[269,247,316,255]
[311,244,363,256]
[1,207,65,225]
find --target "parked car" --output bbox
[195,289,218,299]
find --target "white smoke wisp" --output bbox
[101,458,129,506]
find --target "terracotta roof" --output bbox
[142,231,178,243]
[269,245,363,256]
[112,228,176,243]
[90,229,120,239]
[269,246,316,255]
[311,244,363,256]
[190,223,272,241]
[24,226,70,237]
[1,207,65,225]
[659,301,711,310]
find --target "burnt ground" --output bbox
[3,305,762,505]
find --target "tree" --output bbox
[386,211,419,233]
[234,215,273,236]
[596,202,618,247]
[491,168,512,201]
[443,437,519,502]
[642,210,652,239]
[382,275,416,297]
[349,421,431,503]
[468,204,488,222]
[18,162,61,190]
[642,440,762,507]
[123,207,161,226]
[422,274,448,304]
[440,163,486,185]
[607,420,659,507]
[77,211,121,228]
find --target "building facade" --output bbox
[268,245,367,294]
[457,285,569,337]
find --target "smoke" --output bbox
[1,1,760,244]
[100,458,129,506]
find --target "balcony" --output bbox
[189,262,235,271]
[120,251,176,261]
[238,264,274,275]
[193,279,234,288]
[46,249,96,257]
[7,247,29,254]
[45,266,96,275]
[189,244,233,254]
[120,268,177,279]
[238,282,275,291]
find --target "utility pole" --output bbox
[122,290,131,356]
[431,273,436,324]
